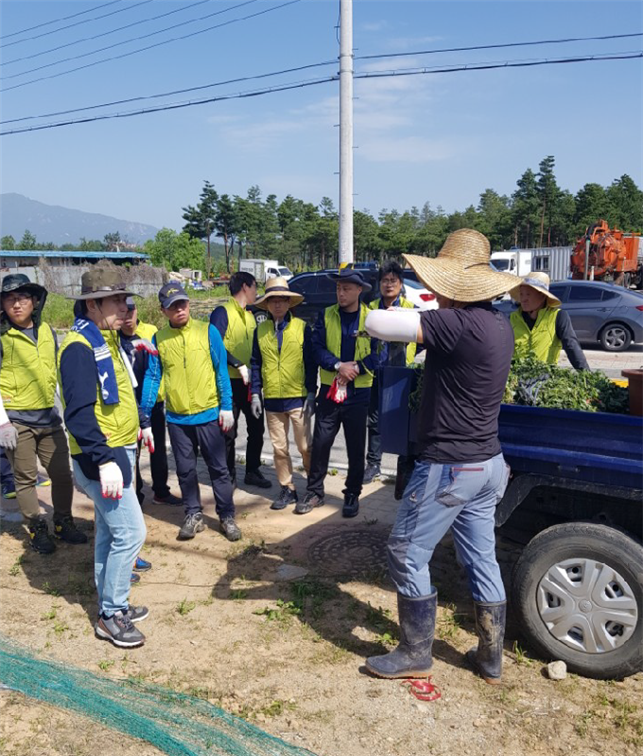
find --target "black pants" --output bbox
[225,378,265,484]
[168,421,234,519]
[136,402,170,502]
[366,377,381,466]
[307,393,369,498]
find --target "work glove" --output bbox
[237,364,250,385]
[250,393,263,420]
[219,409,235,432]
[131,338,158,356]
[0,422,18,450]
[304,392,316,418]
[138,427,155,454]
[326,377,347,404]
[99,461,123,500]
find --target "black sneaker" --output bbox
[95,611,145,648]
[294,492,324,515]
[220,517,242,542]
[28,517,56,554]
[125,605,149,623]
[178,512,205,540]
[244,469,272,489]
[363,463,381,485]
[271,486,298,511]
[53,516,88,544]
[152,492,183,507]
[342,493,360,518]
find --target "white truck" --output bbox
[238,258,293,283]
[492,247,572,282]
[490,250,533,276]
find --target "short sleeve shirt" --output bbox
[417,303,514,463]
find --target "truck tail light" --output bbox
[420,293,436,302]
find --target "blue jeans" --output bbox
[387,454,510,602]
[73,448,146,616]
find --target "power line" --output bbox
[2,0,123,40]
[2,0,212,66]
[2,1,153,48]
[0,0,301,92]
[1,51,640,137]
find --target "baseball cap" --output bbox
[158,282,189,309]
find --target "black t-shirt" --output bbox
[417,303,514,463]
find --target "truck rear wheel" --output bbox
[512,522,643,679]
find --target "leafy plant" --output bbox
[8,555,23,577]
[98,659,115,671]
[253,599,301,622]
[176,598,196,616]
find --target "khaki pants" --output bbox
[5,424,73,522]
[266,408,311,489]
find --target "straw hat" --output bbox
[509,272,561,308]
[255,277,304,310]
[402,229,518,302]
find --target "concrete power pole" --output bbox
[338,0,354,265]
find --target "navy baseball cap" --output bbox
[158,282,189,308]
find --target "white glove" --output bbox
[250,393,263,420]
[131,338,158,356]
[138,427,155,454]
[99,461,123,500]
[219,409,235,432]
[304,392,316,418]
[237,364,250,385]
[365,309,421,343]
[0,422,18,450]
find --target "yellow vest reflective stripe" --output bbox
[510,307,562,364]
[134,320,165,402]
[0,323,57,410]
[222,297,256,379]
[257,316,307,399]
[156,318,219,415]
[319,303,373,388]
[58,330,139,454]
[368,296,417,365]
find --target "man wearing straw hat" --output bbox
[364,228,518,685]
[250,278,316,510]
[509,271,588,370]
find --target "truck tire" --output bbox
[599,323,632,352]
[512,522,643,679]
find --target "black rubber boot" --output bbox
[466,601,506,685]
[365,591,437,678]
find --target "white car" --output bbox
[402,277,439,310]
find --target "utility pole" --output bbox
[338,0,354,265]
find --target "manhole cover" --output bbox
[307,528,389,578]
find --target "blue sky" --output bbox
[1,0,641,234]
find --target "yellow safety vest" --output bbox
[134,320,165,402]
[222,297,256,380]
[0,322,58,410]
[257,316,307,399]
[319,303,373,388]
[510,307,562,364]
[155,318,219,415]
[368,296,417,365]
[58,330,139,453]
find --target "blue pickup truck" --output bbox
[379,366,643,680]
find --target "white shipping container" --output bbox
[529,247,571,282]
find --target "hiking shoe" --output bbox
[2,482,16,499]
[133,555,152,572]
[53,516,88,544]
[342,494,360,518]
[36,473,51,487]
[125,605,149,623]
[178,512,205,540]
[294,492,324,515]
[130,572,141,584]
[152,492,182,506]
[271,486,298,511]
[28,517,56,554]
[220,517,242,542]
[244,469,272,489]
[363,463,381,485]
[95,611,145,648]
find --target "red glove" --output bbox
[326,377,348,404]
[131,338,158,356]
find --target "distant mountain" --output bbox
[0,193,160,246]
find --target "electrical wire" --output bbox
[0,0,301,92]
[1,51,640,137]
[2,0,122,40]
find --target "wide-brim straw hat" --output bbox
[403,229,518,302]
[255,277,304,310]
[509,271,561,308]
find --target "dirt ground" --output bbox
[1,453,641,756]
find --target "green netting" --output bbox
[0,635,316,756]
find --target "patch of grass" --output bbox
[40,606,58,621]
[511,641,534,667]
[328,468,338,476]
[8,555,23,577]
[98,659,115,672]
[575,711,593,738]
[42,581,61,597]
[253,599,301,623]
[437,603,463,640]
[229,589,248,600]
[259,699,296,718]
[52,621,69,637]
[374,631,397,648]
[42,293,74,329]
[364,602,393,634]
[363,517,379,526]
[176,598,196,616]
[290,578,337,620]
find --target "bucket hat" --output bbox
[254,277,304,310]
[509,271,561,308]
[68,268,136,300]
[326,268,372,292]
[1,273,46,298]
[403,229,518,302]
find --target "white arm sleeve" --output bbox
[0,393,10,425]
[365,309,421,343]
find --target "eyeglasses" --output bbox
[380,277,400,285]
[2,293,32,307]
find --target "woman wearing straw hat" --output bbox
[363,228,518,685]
[509,272,589,370]
[250,278,316,511]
